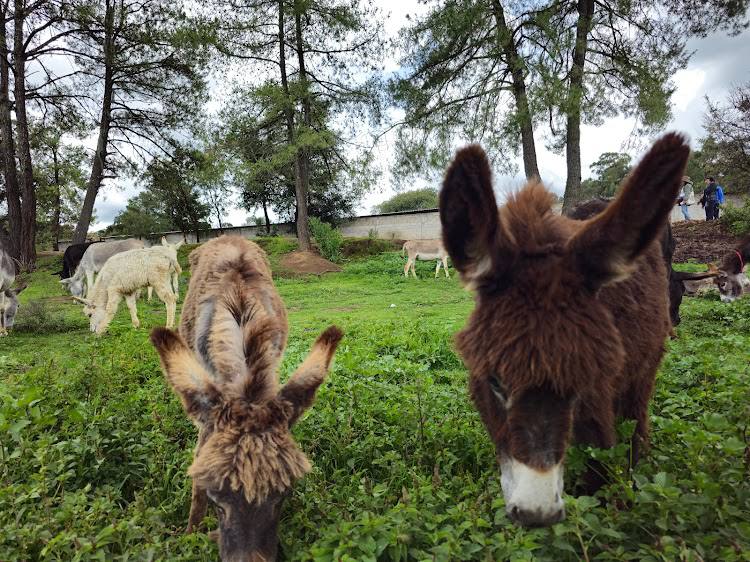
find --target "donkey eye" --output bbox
[488,376,507,404]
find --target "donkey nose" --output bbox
[507,503,565,527]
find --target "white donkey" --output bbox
[61,238,146,298]
[74,242,183,334]
[402,239,450,278]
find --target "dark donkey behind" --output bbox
[439,133,690,527]
[567,197,717,329]
[53,241,99,279]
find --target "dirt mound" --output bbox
[672,220,741,264]
[278,251,342,276]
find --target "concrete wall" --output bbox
[58,195,744,251]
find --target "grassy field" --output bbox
[1,243,749,561]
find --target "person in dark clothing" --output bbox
[700,177,719,221]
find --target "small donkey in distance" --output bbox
[150,236,342,562]
[440,133,689,527]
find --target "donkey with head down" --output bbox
[440,133,690,527]
[0,246,26,336]
[150,236,342,562]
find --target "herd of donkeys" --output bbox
[1,134,750,561]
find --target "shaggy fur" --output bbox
[150,235,343,562]
[78,245,181,334]
[62,238,145,297]
[440,134,689,522]
[0,246,26,336]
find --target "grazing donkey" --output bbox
[0,247,26,336]
[75,245,181,334]
[150,236,343,562]
[53,241,99,279]
[61,238,145,298]
[440,133,689,527]
[402,239,450,278]
[710,238,750,302]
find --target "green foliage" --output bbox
[309,217,343,262]
[142,147,211,237]
[106,191,176,238]
[579,152,632,199]
[2,252,750,560]
[376,189,439,214]
[720,197,750,234]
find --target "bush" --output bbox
[375,188,438,214]
[720,197,750,234]
[309,217,343,262]
[12,300,86,334]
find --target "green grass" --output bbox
[1,249,749,561]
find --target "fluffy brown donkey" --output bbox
[150,235,342,561]
[439,134,689,527]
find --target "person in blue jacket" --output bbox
[715,182,725,219]
[700,177,719,221]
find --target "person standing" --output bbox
[715,182,725,219]
[677,176,694,220]
[700,177,719,221]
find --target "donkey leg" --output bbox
[411,261,418,278]
[124,293,140,328]
[574,416,616,495]
[404,259,411,277]
[186,427,211,533]
[154,282,176,328]
[435,260,441,278]
[620,377,656,469]
[86,269,95,298]
[443,257,450,278]
[97,290,122,335]
[0,295,6,336]
[186,479,209,534]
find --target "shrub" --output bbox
[309,217,343,262]
[375,188,438,214]
[12,300,86,334]
[720,197,750,234]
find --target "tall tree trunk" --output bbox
[562,0,594,212]
[491,0,540,180]
[293,8,312,249]
[13,0,35,268]
[262,198,270,233]
[0,7,20,259]
[51,145,61,251]
[72,0,115,244]
[277,0,311,251]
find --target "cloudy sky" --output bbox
[90,2,750,231]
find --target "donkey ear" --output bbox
[440,145,500,282]
[279,326,343,427]
[150,328,222,424]
[568,133,690,291]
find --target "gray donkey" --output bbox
[61,238,145,298]
[0,247,26,336]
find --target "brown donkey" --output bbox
[150,236,342,561]
[440,133,689,527]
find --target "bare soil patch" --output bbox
[278,251,342,276]
[672,220,741,264]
